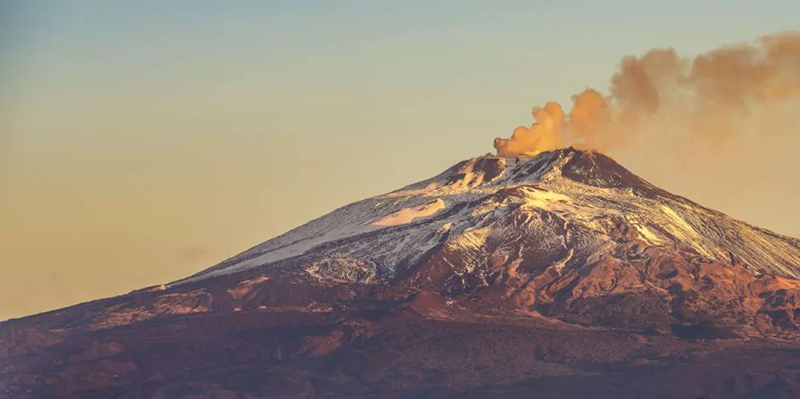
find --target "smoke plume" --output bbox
[494,31,800,157]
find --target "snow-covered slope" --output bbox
[180,147,800,286]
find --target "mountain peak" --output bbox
[416,147,651,196]
[180,146,799,286]
[555,147,654,190]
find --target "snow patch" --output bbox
[372,199,445,226]
[520,187,571,208]
[633,222,663,245]
[304,254,377,284]
[660,205,696,234]
[448,227,491,251]
[437,222,453,235]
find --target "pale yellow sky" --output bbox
[2,1,799,320]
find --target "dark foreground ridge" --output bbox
[2,148,800,398]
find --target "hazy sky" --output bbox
[2,0,799,320]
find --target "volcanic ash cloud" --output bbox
[494,31,800,158]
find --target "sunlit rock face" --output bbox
[2,148,800,398]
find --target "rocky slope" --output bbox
[2,148,800,398]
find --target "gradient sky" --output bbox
[2,0,799,320]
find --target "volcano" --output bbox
[3,148,800,398]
